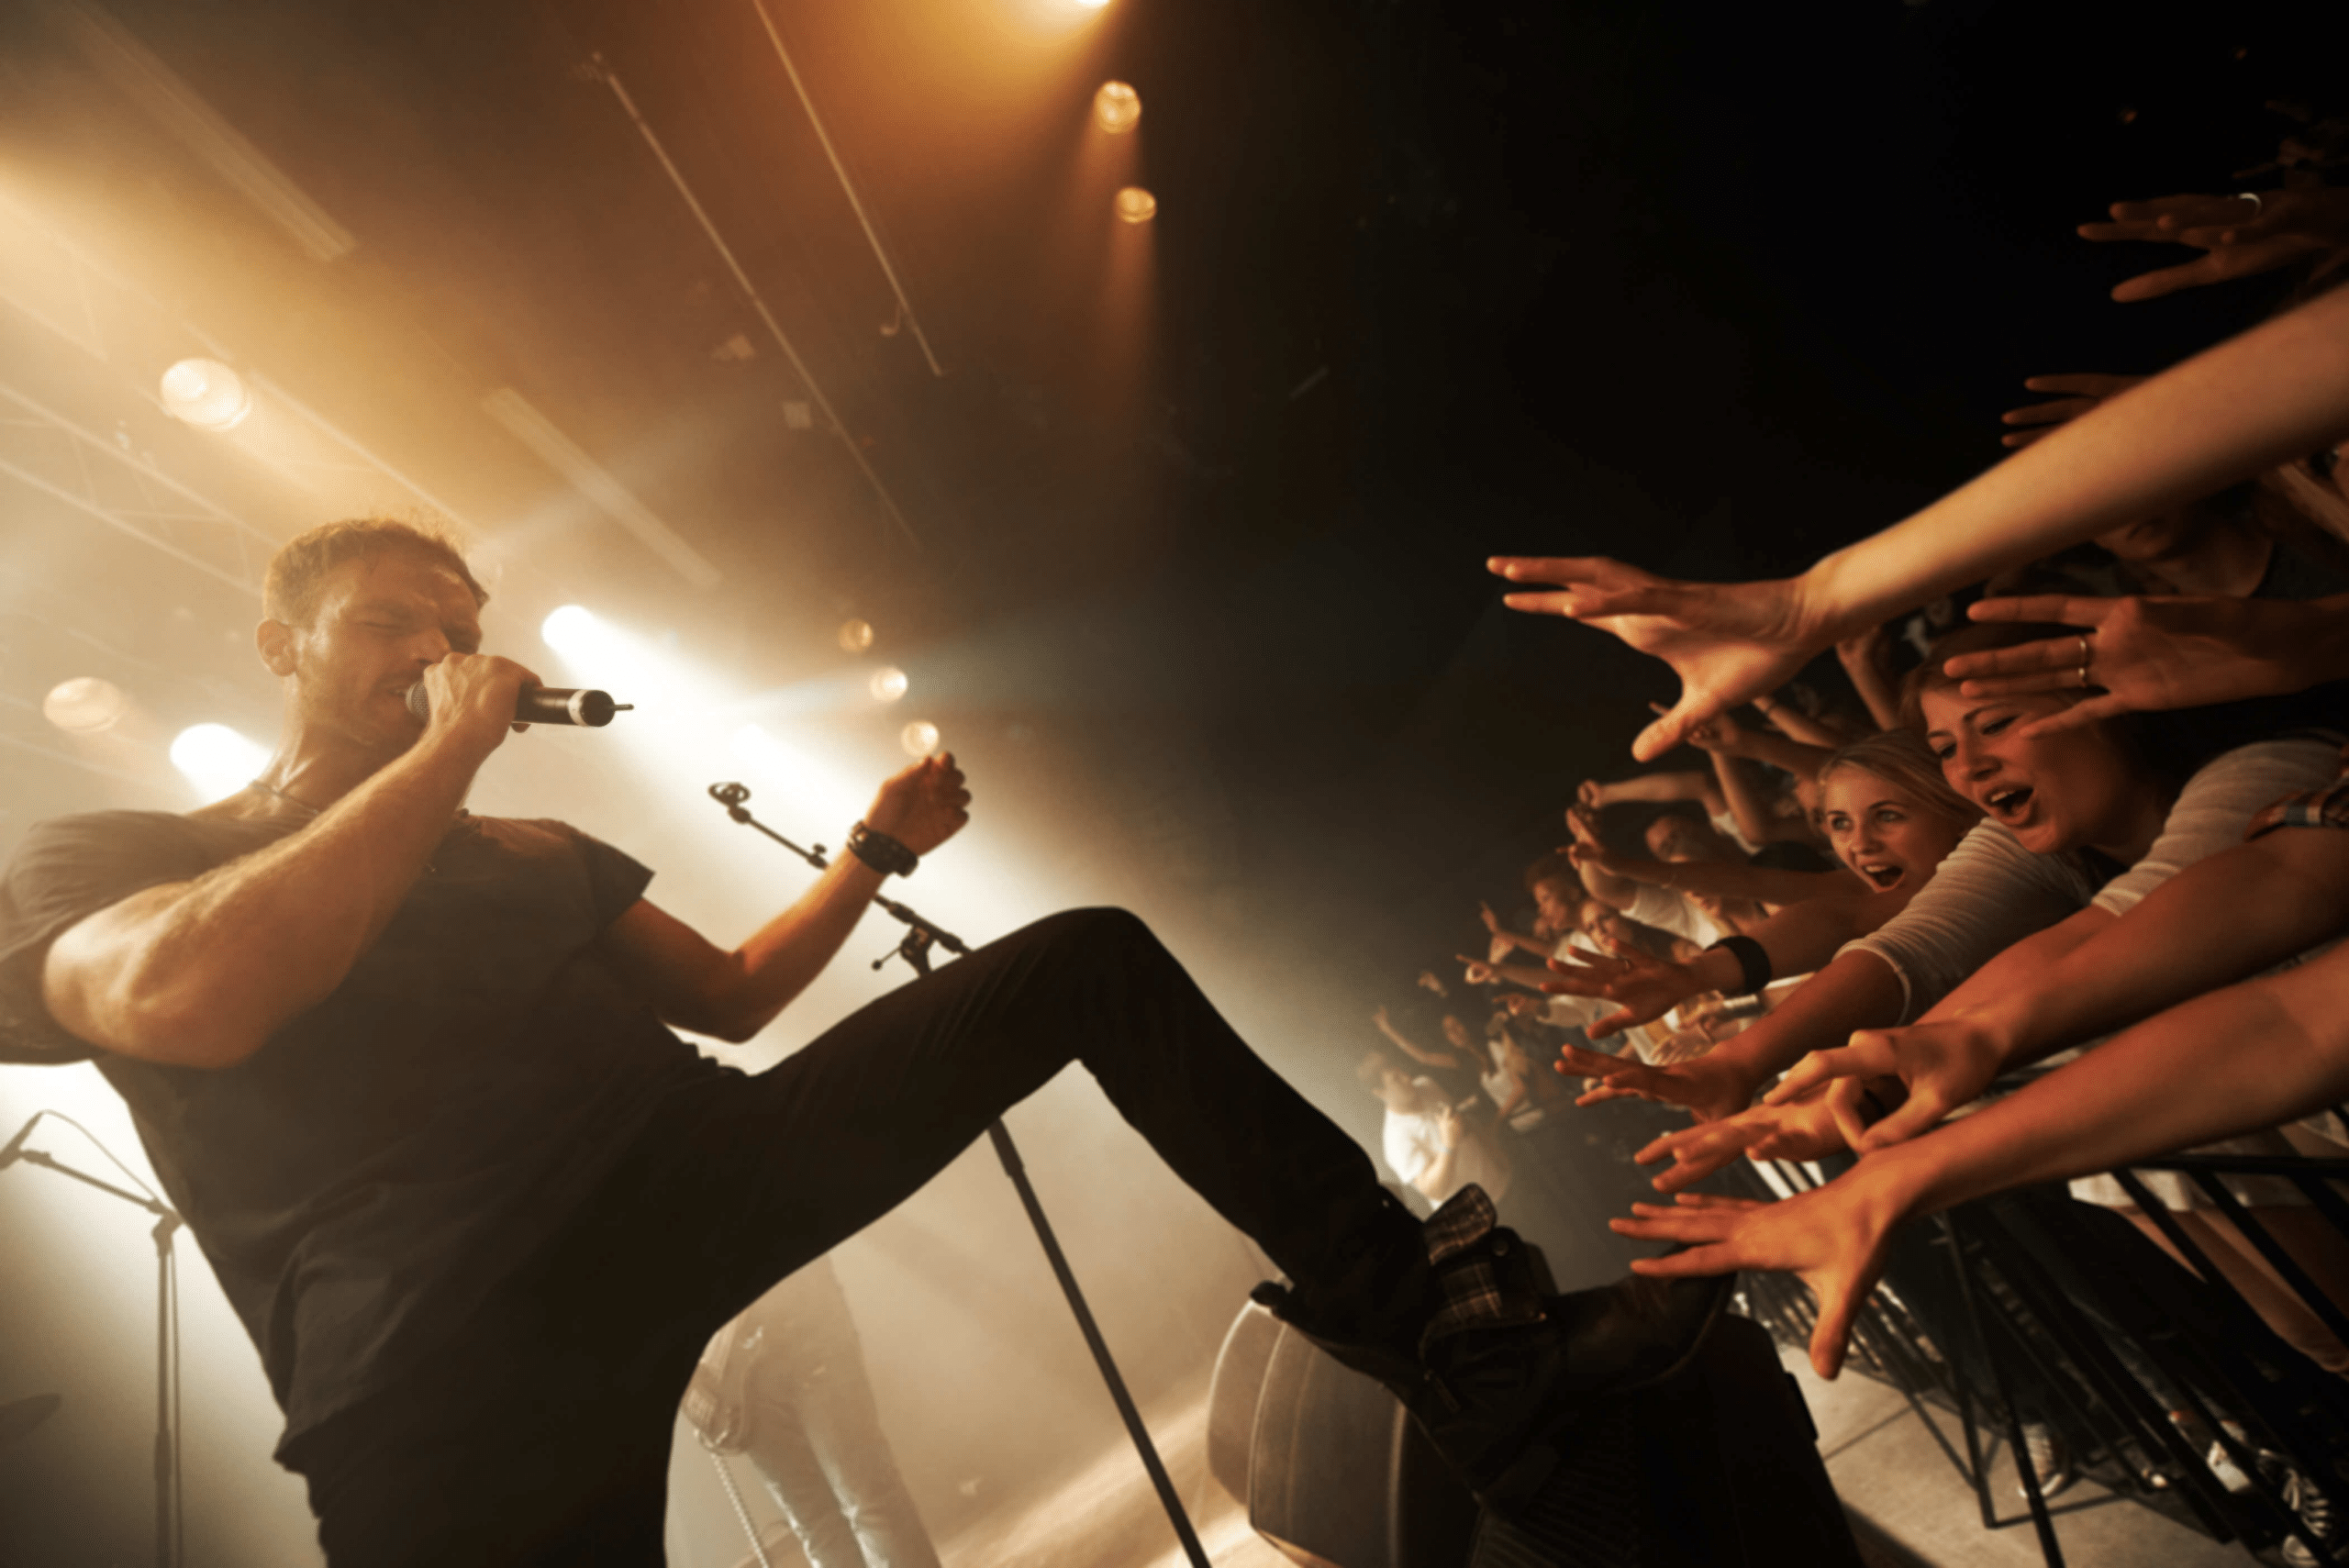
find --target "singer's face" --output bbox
[278,550,484,753]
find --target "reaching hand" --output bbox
[1766,1010,2014,1151]
[1632,1090,1856,1194]
[1576,779,1608,811]
[1612,1181,1908,1379]
[1952,594,2324,734]
[1564,842,1669,886]
[1563,801,1606,851]
[1997,373,2149,450]
[1415,971,1450,997]
[1554,1039,1757,1121]
[1543,947,1704,1039]
[2079,190,2349,304]
[1478,899,1505,935]
[1458,955,1500,985]
[1489,557,1823,762]
[1486,932,1518,964]
[1677,706,1750,756]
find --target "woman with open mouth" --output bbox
[1539,728,1982,1052]
[1623,613,2349,1379]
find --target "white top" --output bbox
[1842,738,2343,1022]
[1712,809,1765,859]
[1624,883,1725,950]
[1381,1077,1512,1204]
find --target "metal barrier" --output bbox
[1720,1151,2349,1568]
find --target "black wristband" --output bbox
[1706,934,1772,996]
[846,821,918,878]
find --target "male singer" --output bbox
[0,519,1725,1565]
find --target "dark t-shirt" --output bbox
[0,809,724,1449]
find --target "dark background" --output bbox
[0,2,2343,1562]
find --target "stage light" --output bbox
[158,359,253,431]
[900,720,940,757]
[869,666,908,703]
[541,605,599,655]
[1113,187,1158,224]
[1094,82,1141,133]
[170,723,268,802]
[42,676,127,734]
[838,618,874,653]
[1073,0,1111,9]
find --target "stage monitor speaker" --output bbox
[1207,1302,1479,1568]
[1207,1303,1860,1568]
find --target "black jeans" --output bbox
[291,908,1419,1566]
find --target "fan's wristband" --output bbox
[1706,934,1772,996]
[846,821,918,878]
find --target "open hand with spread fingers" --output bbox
[2079,189,2349,304]
[1632,1088,1856,1194]
[1489,556,1825,762]
[1543,947,1705,1039]
[1611,1183,1905,1379]
[1554,1039,1758,1122]
[1951,593,2330,735]
[1766,1010,2014,1152]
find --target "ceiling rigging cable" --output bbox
[592,58,926,552]
[748,0,947,379]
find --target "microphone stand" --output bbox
[1,1115,182,1568]
[707,784,1209,1568]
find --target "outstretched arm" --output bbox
[1583,772,1727,815]
[1493,283,2349,758]
[1372,1005,1459,1070]
[598,756,972,1042]
[1772,825,2349,1148]
[1619,936,2349,1378]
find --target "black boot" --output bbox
[1256,1184,1735,1518]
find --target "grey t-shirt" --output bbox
[0,809,723,1449]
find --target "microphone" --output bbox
[406,683,633,728]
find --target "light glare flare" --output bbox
[170,723,269,802]
[900,720,940,757]
[43,676,127,734]
[1113,186,1158,225]
[838,618,875,653]
[1094,82,1141,134]
[869,666,908,703]
[159,358,253,431]
[541,605,600,655]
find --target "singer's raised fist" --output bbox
[418,652,543,751]
[865,752,972,857]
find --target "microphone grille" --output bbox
[406,684,431,721]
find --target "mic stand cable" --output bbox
[706,784,1209,1568]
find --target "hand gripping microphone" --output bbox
[406,682,633,728]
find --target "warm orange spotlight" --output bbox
[1094,81,1141,133]
[837,618,875,653]
[159,358,253,431]
[1113,186,1158,224]
[1072,0,1111,9]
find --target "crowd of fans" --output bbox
[1358,129,2349,1562]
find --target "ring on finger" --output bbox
[2235,190,2265,217]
